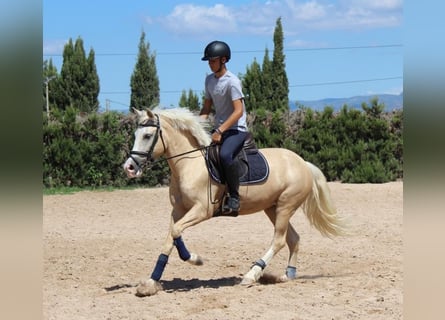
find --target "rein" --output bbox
[146,144,212,168]
[129,113,213,168]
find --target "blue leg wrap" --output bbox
[253,259,267,270]
[150,254,169,281]
[286,266,297,279]
[174,236,191,261]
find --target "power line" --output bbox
[105,99,128,106]
[289,76,403,88]
[100,76,402,95]
[290,44,402,51]
[43,44,403,57]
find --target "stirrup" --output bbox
[213,195,239,218]
[223,196,240,213]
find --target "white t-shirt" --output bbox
[204,70,248,132]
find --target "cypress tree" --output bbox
[261,47,274,111]
[72,38,87,111]
[57,38,74,110]
[242,58,262,112]
[242,19,289,147]
[271,17,289,112]
[179,90,187,108]
[130,31,160,111]
[85,48,100,112]
[178,89,200,112]
[58,37,100,113]
[187,89,200,112]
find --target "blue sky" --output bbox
[43,0,403,111]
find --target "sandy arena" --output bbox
[43,182,402,319]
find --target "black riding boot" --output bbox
[222,162,240,213]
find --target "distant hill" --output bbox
[290,92,403,112]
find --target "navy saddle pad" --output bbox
[205,139,269,185]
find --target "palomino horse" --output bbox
[123,107,344,296]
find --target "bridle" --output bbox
[129,113,212,168]
[129,114,166,168]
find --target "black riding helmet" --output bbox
[201,41,231,62]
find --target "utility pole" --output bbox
[44,76,56,118]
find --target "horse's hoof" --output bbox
[188,253,204,266]
[240,265,262,286]
[278,274,291,283]
[240,276,256,287]
[135,279,162,297]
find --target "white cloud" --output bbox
[288,38,328,48]
[331,0,402,29]
[144,16,154,25]
[43,39,67,55]
[149,0,402,38]
[288,0,328,21]
[162,4,237,36]
[383,85,404,95]
[344,0,403,11]
[365,84,403,97]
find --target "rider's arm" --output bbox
[217,98,243,133]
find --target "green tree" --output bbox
[85,48,100,111]
[130,31,160,111]
[271,17,288,112]
[242,18,288,146]
[179,90,187,108]
[179,89,200,112]
[242,58,262,112]
[58,37,100,112]
[290,100,402,183]
[242,46,275,113]
[261,47,274,111]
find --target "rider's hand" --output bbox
[211,130,222,144]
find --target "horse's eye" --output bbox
[143,133,152,140]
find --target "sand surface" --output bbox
[43,182,402,319]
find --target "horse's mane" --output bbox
[154,107,212,147]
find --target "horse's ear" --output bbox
[132,107,142,116]
[146,108,155,118]
[132,108,147,123]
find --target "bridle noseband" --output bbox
[129,114,166,168]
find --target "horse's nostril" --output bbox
[129,164,134,171]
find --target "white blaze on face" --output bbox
[123,124,156,178]
[123,108,159,179]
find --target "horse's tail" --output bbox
[302,161,346,238]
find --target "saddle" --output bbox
[205,132,269,186]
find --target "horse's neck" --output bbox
[164,127,205,176]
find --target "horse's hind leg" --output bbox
[263,207,300,282]
[282,224,300,281]
[241,205,294,286]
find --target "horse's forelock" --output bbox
[133,109,150,125]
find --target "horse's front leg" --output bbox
[136,205,209,297]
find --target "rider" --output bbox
[199,40,248,214]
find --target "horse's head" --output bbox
[123,108,166,178]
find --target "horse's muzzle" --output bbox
[123,157,143,178]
